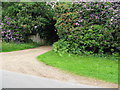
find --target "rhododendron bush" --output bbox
[1,2,58,43]
[53,2,120,55]
[1,16,23,42]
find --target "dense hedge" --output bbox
[53,2,120,55]
[1,2,58,43]
[1,16,23,42]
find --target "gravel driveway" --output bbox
[0,46,118,88]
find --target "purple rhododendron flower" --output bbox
[118,19,120,22]
[7,30,11,32]
[75,23,80,26]
[6,22,10,25]
[16,26,18,29]
[2,31,4,33]
[83,4,86,7]
[96,16,99,19]
[90,14,94,16]
[0,23,4,25]
[5,16,11,19]
[109,7,113,10]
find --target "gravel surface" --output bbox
[1,46,118,88]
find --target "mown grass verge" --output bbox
[37,50,118,84]
[1,42,40,52]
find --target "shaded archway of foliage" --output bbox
[53,2,120,55]
[1,2,59,44]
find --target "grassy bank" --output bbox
[1,42,40,52]
[37,51,118,84]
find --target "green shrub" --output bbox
[53,39,70,56]
[1,16,24,42]
[53,2,120,55]
[2,2,58,43]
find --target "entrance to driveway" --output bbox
[1,46,117,88]
[2,70,99,88]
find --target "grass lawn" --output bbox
[37,51,118,84]
[1,42,40,52]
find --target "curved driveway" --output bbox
[0,46,118,88]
